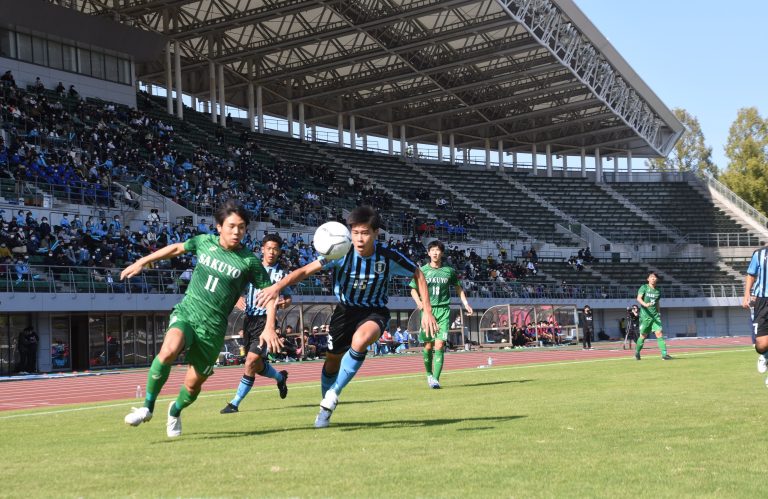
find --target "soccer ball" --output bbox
[313,221,352,260]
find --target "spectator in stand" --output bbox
[1,70,16,87]
[68,85,78,98]
[393,326,409,352]
[32,77,45,93]
[55,81,65,95]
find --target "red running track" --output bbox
[0,337,749,411]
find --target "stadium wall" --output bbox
[0,56,137,108]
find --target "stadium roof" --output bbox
[49,0,684,157]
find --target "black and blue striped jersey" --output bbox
[748,247,768,298]
[321,241,416,308]
[244,264,292,316]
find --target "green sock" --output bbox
[144,358,171,413]
[433,348,445,381]
[635,336,645,354]
[170,386,198,417]
[657,336,667,356]
[423,348,433,377]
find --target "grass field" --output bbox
[0,347,763,498]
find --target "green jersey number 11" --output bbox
[204,275,220,293]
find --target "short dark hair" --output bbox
[347,205,381,231]
[427,240,445,252]
[648,271,658,278]
[262,233,283,247]
[214,199,250,226]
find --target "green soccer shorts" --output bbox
[639,314,663,336]
[419,306,451,343]
[168,311,223,378]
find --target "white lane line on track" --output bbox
[0,348,749,420]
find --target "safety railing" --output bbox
[0,265,744,300]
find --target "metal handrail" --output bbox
[0,264,743,299]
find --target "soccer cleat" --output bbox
[758,354,768,374]
[124,406,152,426]
[662,354,673,360]
[427,375,436,388]
[431,379,441,389]
[635,352,641,361]
[166,401,182,438]
[277,370,289,399]
[315,389,338,428]
[220,402,239,414]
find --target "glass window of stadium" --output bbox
[88,314,161,369]
[50,316,71,371]
[0,314,32,376]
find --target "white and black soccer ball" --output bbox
[313,221,352,260]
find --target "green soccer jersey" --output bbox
[409,264,460,307]
[176,234,270,336]
[637,283,661,318]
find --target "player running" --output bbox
[409,240,473,389]
[122,200,281,437]
[256,206,437,428]
[220,233,292,414]
[635,272,672,360]
[743,245,768,380]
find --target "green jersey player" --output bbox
[409,240,473,388]
[635,272,671,361]
[122,200,282,437]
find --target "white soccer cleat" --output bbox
[427,375,435,388]
[315,389,338,428]
[758,354,768,374]
[166,401,182,438]
[431,378,441,389]
[124,407,152,426]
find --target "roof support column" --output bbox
[545,145,553,177]
[337,114,344,147]
[512,152,518,172]
[287,101,294,138]
[595,148,602,183]
[580,148,586,178]
[298,102,305,142]
[485,139,491,169]
[449,134,455,165]
[387,124,393,154]
[437,132,443,162]
[164,41,172,115]
[627,150,633,181]
[362,133,368,151]
[256,85,263,133]
[247,81,255,132]
[561,154,568,177]
[174,41,183,119]
[400,125,406,158]
[614,154,619,176]
[217,64,225,127]
[531,144,538,175]
[311,123,317,141]
[463,148,469,166]
[209,60,216,124]
[497,140,504,169]
[349,115,356,150]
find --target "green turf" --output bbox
[0,348,762,498]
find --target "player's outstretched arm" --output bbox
[120,242,187,280]
[410,288,423,310]
[256,259,323,308]
[744,274,756,309]
[457,285,473,316]
[413,268,438,336]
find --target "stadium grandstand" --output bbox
[0,0,761,376]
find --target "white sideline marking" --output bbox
[0,348,749,420]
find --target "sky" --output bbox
[573,0,768,171]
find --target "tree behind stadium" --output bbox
[720,107,768,216]
[645,108,717,176]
